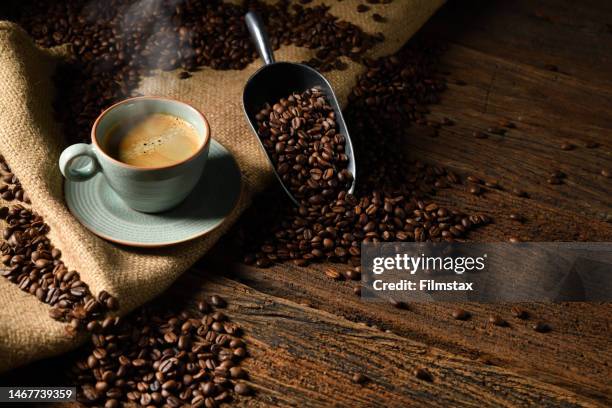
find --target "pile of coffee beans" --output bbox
[0,158,30,203]
[235,38,489,267]
[255,87,353,206]
[0,155,119,336]
[72,297,250,407]
[14,0,382,146]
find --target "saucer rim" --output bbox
[64,139,242,248]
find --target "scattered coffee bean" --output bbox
[234,383,252,395]
[560,142,575,151]
[17,1,383,146]
[0,159,119,333]
[601,169,610,178]
[473,131,488,139]
[452,308,470,320]
[232,39,489,282]
[389,298,408,309]
[468,185,481,195]
[532,321,551,333]
[508,236,521,243]
[413,367,433,382]
[488,315,508,327]
[466,176,482,184]
[498,119,515,128]
[372,13,386,23]
[72,299,248,406]
[550,170,565,179]
[353,286,362,296]
[325,267,342,280]
[357,4,370,13]
[544,64,559,72]
[352,373,368,384]
[511,306,528,319]
[512,188,528,198]
[547,177,562,185]
[585,141,599,148]
[487,127,506,135]
[210,295,227,308]
[344,269,361,281]
[508,213,524,222]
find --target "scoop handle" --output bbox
[245,11,275,65]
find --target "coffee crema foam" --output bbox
[105,113,202,168]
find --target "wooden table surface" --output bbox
[5,1,612,407]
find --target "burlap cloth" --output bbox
[0,0,443,372]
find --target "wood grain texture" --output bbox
[3,1,611,407]
[171,274,606,408]
[202,254,612,404]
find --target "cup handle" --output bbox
[59,144,100,182]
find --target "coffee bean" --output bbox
[550,170,565,179]
[508,213,523,222]
[233,37,488,282]
[372,13,386,23]
[487,127,506,135]
[473,131,488,139]
[585,141,599,148]
[468,185,481,195]
[210,295,226,308]
[352,373,368,384]
[255,88,353,206]
[466,176,482,184]
[545,64,559,72]
[0,180,117,332]
[601,169,610,178]
[498,119,515,128]
[389,298,408,309]
[560,142,575,151]
[344,269,361,281]
[325,267,342,280]
[413,367,433,382]
[18,1,382,151]
[547,177,562,185]
[72,300,248,406]
[511,306,528,319]
[488,315,508,327]
[234,383,252,395]
[357,4,370,12]
[353,286,362,296]
[532,321,551,333]
[508,236,521,243]
[512,188,528,198]
[452,308,470,320]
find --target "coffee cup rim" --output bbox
[91,96,211,171]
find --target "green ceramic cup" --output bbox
[59,96,211,213]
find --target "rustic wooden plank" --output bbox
[427,0,612,86]
[171,272,606,408]
[200,255,612,404]
[410,44,612,229]
[4,271,608,407]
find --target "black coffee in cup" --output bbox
[102,113,202,168]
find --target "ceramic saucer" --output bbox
[64,139,241,247]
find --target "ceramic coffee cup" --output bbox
[59,97,211,213]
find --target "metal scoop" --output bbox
[242,11,356,206]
